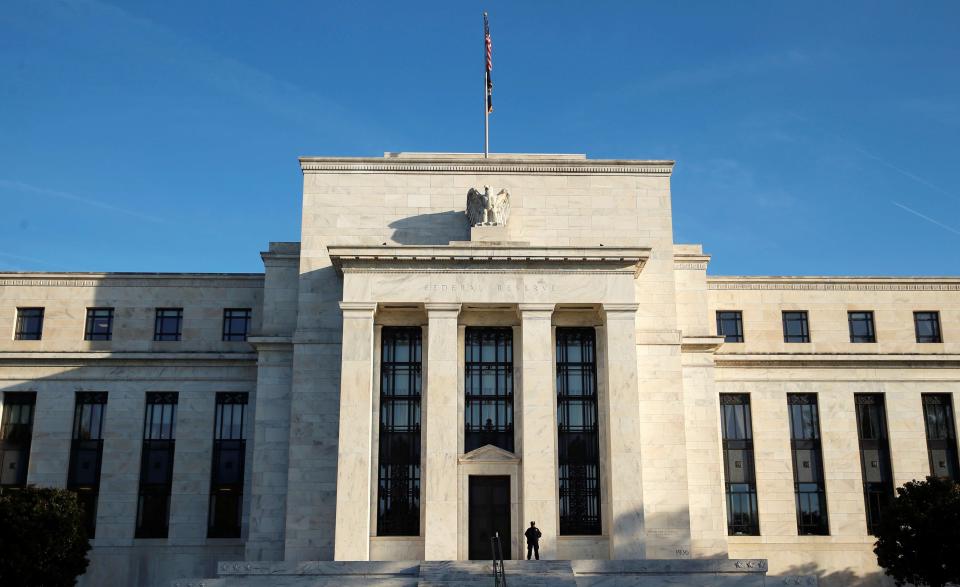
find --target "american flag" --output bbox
[484,12,493,114]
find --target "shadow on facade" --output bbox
[780,562,890,587]
[388,210,469,245]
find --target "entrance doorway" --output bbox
[468,475,512,560]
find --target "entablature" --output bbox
[328,244,650,278]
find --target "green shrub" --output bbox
[0,487,91,587]
[874,476,960,587]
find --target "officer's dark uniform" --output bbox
[524,523,542,560]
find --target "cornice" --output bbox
[715,353,960,368]
[0,273,264,289]
[299,156,674,176]
[0,351,257,370]
[708,276,960,291]
[328,245,650,277]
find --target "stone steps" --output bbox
[418,559,576,586]
[173,557,795,587]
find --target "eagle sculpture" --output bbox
[466,185,511,226]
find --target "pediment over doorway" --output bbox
[458,444,520,464]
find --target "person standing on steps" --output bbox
[524,521,542,560]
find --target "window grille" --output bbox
[377,327,422,536]
[222,309,252,342]
[556,327,602,535]
[0,392,37,487]
[854,394,893,535]
[788,393,829,535]
[848,312,876,343]
[14,308,44,340]
[782,311,810,343]
[914,312,942,343]
[922,394,960,481]
[464,328,514,453]
[136,392,178,538]
[68,392,108,537]
[716,311,744,343]
[154,308,183,341]
[208,392,247,538]
[84,308,114,341]
[721,393,759,535]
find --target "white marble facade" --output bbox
[0,153,958,586]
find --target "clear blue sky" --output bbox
[2,1,958,275]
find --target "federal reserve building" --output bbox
[1,152,958,586]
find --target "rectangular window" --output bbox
[922,394,960,481]
[376,327,422,536]
[914,312,942,343]
[848,311,876,343]
[720,394,759,535]
[136,392,178,538]
[0,392,37,487]
[782,311,810,343]
[222,309,251,342]
[464,327,514,453]
[84,308,114,341]
[854,394,894,535]
[14,308,44,340]
[788,393,829,535]
[556,327,602,535]
[154,308,183,342]
[716,311,744,343]
[68,392,107,537]
[208,392,247,538]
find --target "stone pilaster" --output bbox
[422,303,461,560]
[246,338,293,561]
[518,303,558,559]
[601,303,646,559]
[333,302,377,561]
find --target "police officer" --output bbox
[524,521,542,560]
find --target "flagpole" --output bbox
[483,13,489,159]
[484,73,489,158]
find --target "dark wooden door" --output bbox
[468,475,511,560]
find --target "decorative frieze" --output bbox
[674,262,708,271]
[0,275,263,288]
[709,278,960,291]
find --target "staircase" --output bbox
[418,560,576,586]
[173,557,788,587]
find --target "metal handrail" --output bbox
[490,531,507,586]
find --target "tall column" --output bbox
[518,303,558,559]
[333,302,377,561]
[423,303,461,560]
[602,303,646,559]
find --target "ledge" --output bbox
[0,272,264,288]
[715,353,960,368]
[681,335,726,352]
[299,155,673,176]
[328,244,650,277]
[708,275,960,291]
[246,336,294,351]
[0,351,257,369]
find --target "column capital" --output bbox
[517,303,556,316]
[338,301,377,318]
[424,302,461,316]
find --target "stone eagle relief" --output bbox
[466,185,510,226]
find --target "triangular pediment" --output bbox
[458,444,520,463]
